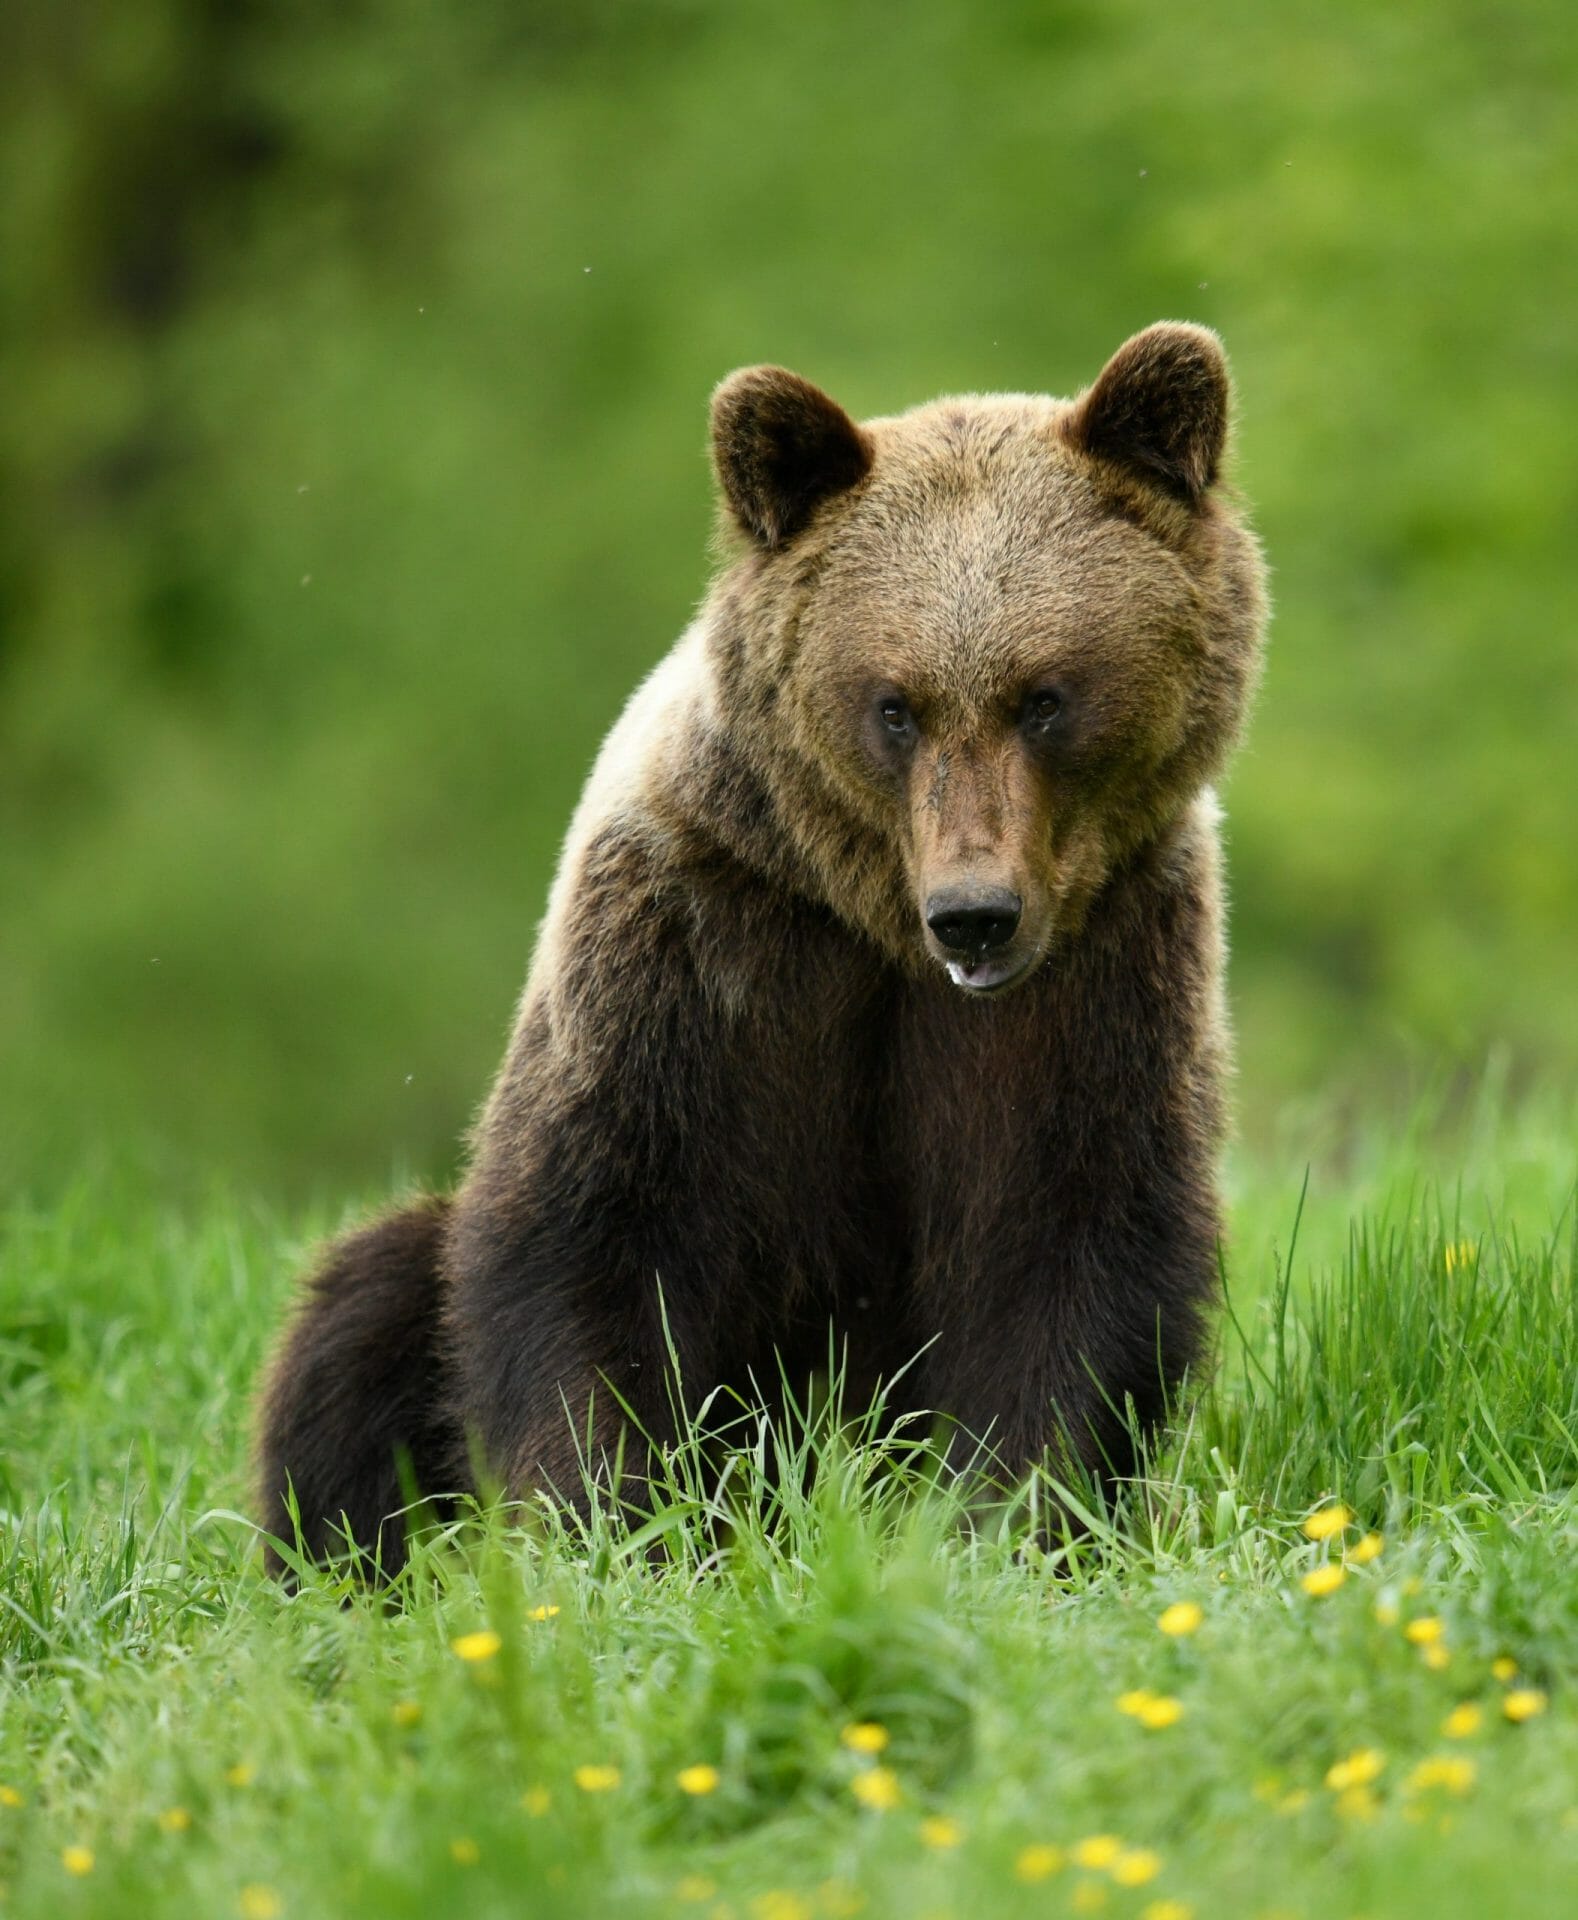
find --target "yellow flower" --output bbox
[1334,1785,1378,1822]
[1072,1883,1109,1914]
[1072,1835,1124,1870]
[521,1785,551,1816]
[849,1766,901,1811]
[450,1838,480,1866]
[1143,1903,1195,1920]
[1346,1533,1385,1565]
[528,1604,560,1622]
[61,1846,95,1877]
[1442,1703,1483,1738]
[574,1764,621,1792]
[1303,1504,1354,1541]
[918,1815,963,1849]
[1421,1644,1451,1672]
[1136,1695,1185,1730]
[1443,1241,1475,1274]
[1324,1748,1385,1792]
[1111,1848,1162,1886]
[451,1629,502,1663]
[1157,1602,1203,1637]
[225,1763,255,1788]
[1404,1616,1444,1645]
[1503,1689,1548,1723]
[752,1896,811,1920]
[391,1700,422,1729]
[675,1876,717,1902]
[1117,1689,1156,1717]
[677,1764,720,1797]
[0,1785,23,1808]
[238,1889,281,1920]
[1406,1756,1475,1796]
[157,1807,192,1834]
[840,1722,889,1755]
[1491,1656,1519,1683]
[1301,1564,1345,1597]
[1015,1843,1065,1882]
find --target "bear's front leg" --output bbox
[896,868,1225,1504]
[441,823,889,1515]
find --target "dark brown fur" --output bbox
[256,323,1267,1571]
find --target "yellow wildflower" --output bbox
[849,1766,901,1812]
[238,1889,281,1920]
[1117,1689,1156,1717]
[224,1763,255,1788]
[1503,1689,1548,1723]
[1405,1616,1444,1645]
[450,1838,480,1866]
[676,1876,717,1902]
[1491,1656,1519,1683]
[1072,1883,1109,1914]
[1334,1785,1378,1822]
[752,1896,811,1920]
[61,1847,95,1877]
[521,1785,551,1816]
[1346,1533,1385,1565]
[1111,1848,1163,1886]
[1136,1695,1185,1730]
[391,1700,422,1729]
[157,1807,192,1834]
[1072,1835,1124,1870]
[1157,1602,1203,1637]
[1015,1843,1065,1882]
[528,1604,560,1622]
[574,1764,621,1793]
[918,1815,963,1849]
[1143,1904,1195,1920]
[1324,1748,1385,1792]
[451,1629,502,1663]
[1443,1241,1475,1274]
[1301,1564,1345,1597]
[1303,1504,1353,1541]
[1405,1756,1475,1796]
[677,1764,720,1796]
[840,1722,889,1754]
[1442,1703,1483,1738]
[0,1785,23,1808]
[1421,1644,1451,1672]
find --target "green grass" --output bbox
[4,1090,1578,1918]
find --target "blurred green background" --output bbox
[3,0,1574,1198]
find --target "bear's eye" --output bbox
[1026,688,1064,728]
[878,696,915,738]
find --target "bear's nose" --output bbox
[925,887,1023,955]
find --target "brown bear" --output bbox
[256,321,1267,1572]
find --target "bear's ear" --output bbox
[710,366,874,549]
[1062,322,1230,504]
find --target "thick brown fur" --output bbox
[256,322,1268,1570]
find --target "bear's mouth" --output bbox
[943,951,1036,995]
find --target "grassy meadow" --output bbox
[4,1089,1577,1919]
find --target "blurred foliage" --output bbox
[2,0,1574,1196]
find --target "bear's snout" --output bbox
[925,885,1022,956]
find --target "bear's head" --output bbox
[707,324,1267,991]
